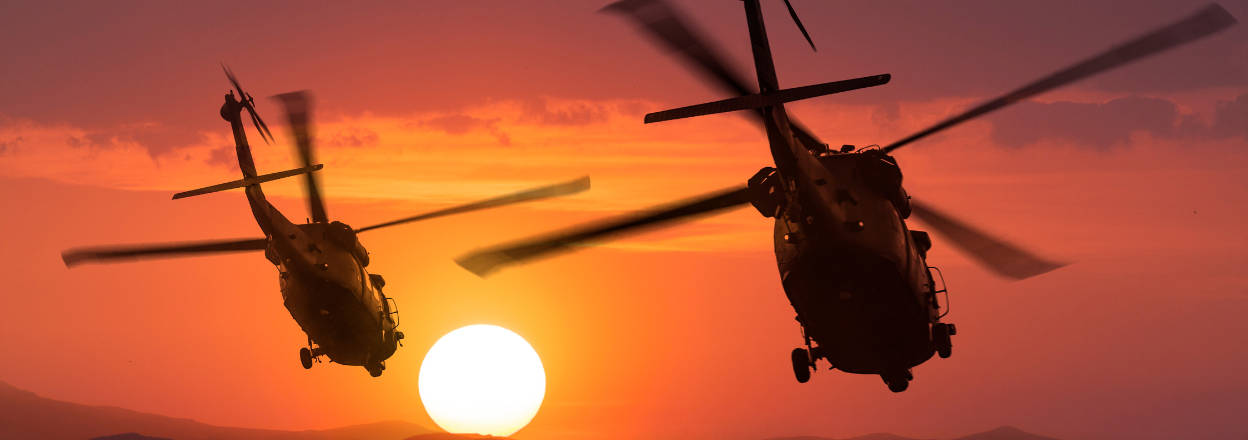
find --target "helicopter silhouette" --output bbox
[62,69,590,377]
[455,0,1237,391]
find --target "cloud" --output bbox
[204,145,240,172]
[0,97,765,207]
[988,93,1248,149]
[522,97,609,126]
[871,102,902,137]
[989,95,1179,149]
[57,122,207,159]
[0,136,25,155]
[420,114,510,145]
[1198,93,1248,140]
[325,127,382,148]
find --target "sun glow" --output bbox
[418,325,546,437]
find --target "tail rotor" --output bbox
[781,0,816,52]
[222,64,274,145]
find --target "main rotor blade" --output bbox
[273,91,328,223]
[603,0,753,96]
[883,4,1237,153]
[455,185,751,277]
[601,0,828,151]
[354,176,592,233]
[909,200,1065,280]
[62,238,267,267]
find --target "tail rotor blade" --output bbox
[222,63,246,97]
[273,91,328,223]
[247,106,274,144]
[782,0,816,52]
[455,185,751,277]
[222,64,275,144]
[355,176,592,233]
[63,238,267,267]
[909,199,1065,280]
[883,3,1237,153]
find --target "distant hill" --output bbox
[951,427,1060,440]
[90,434,173,440]
[3,380,1057,440]
[402,434,514,440]
[0,381,436,440]
[767,435,923,440]
[765,426,1061,440]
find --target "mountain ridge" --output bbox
[4,380,1055,440]
[0,380,435,440]
[764,426,1061,440]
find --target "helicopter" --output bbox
[454,0,1237,391]
[61,69,590,377]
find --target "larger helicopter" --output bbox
[455,0,1237,391]
[62,70,590,377]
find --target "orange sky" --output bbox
[2,1,1247,440]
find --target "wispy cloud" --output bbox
[989,93,1248,149]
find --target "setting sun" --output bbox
[2,2,1247,440]
[418,325,546,437]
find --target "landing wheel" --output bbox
[886,377,909,393]
[367,364,383,377]
[881,370,912,393]
[791,348,812,383]
[933,323,953,359]
[299,347,313,369]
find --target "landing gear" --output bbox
[367,361,386,378]
[881,370,912,393]
[791,348,812,383]
[299,347,313,369]
[933,323,955,359]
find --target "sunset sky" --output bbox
[2,1,1247,440]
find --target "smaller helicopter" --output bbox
[62,69,590,377]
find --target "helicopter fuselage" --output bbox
[223,94,400,376]
[268,221,399,370]
[770,149,940,377]
[734,0,943,385]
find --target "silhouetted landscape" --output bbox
[764,426,1061,440]
[7,379,1059,440]
[1,381,434,440]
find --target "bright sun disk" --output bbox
[418,325,546,437]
